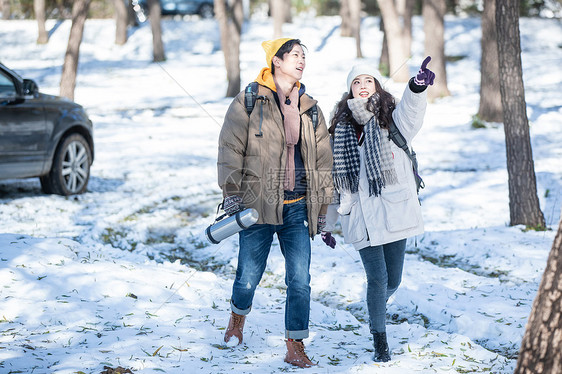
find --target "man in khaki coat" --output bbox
[217,38,333,368]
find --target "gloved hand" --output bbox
[318,214,337,248]
[414,56,435,86]
[321,232,337,249]
[317,214,327,233]
[223,195,244,216]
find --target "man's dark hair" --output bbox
[271,39,307,75]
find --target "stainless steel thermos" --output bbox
[204,208,259,244]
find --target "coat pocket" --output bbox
[340,203,368,244]
[381,187,418,232]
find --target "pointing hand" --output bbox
[414,56,435,86]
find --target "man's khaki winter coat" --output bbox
[217,84,333,237]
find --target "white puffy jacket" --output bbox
[326,84,427,250]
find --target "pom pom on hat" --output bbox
[262,38,292,67]
[346,64,384,91]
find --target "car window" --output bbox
[0,72,16,98]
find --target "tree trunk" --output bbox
[496,0,545,228]
[340,0,352,37]
[349,0,362,58]
[379,17,389,77]
[114,0,128,45]
[377,0,410,82]
[398,0,415,58]
[60,0,91,101]
[34,0,48,44]
[477,0,502,122]
[422,0,450,99]
[215,0,243,97]
[378,0,413,79]
[147,0,165,62]
[515,216,562,373]
[284,0,291,23]
[1,0,11,20]
[271,0,284,38]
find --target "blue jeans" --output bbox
[359,239,407,334]
[230,199,311,340]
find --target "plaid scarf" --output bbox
[333,96,398,197]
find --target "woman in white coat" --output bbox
[325,57,435,362]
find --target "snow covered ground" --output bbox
[1,13,561,374]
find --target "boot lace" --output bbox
[231,313,243,329]
[293,341,311,362]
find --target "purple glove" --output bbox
[414,56,435,86]
[223,195,244,216]
[321,232,337,249]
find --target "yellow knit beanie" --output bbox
[261,38,292,67]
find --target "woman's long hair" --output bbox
[329,79,396,136]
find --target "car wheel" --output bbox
[199,4,213,19]
[40,133,92,196]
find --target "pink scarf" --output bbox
[275,82,301,191]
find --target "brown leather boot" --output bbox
[224,312,245,345]
[284,339,316,368]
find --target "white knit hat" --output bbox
[346,64,384,91]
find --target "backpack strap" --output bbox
[244,82,259,116]
[388,119,425,194]
[307,104,319,131]
[244,82,267,137]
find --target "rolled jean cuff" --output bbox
[231,300,251,316]
[285,329,309,340]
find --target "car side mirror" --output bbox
[23,79,39,97]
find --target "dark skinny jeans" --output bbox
[358,239,407,334]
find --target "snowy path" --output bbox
[1,15,561,373]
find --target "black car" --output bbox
[0,62,94,196]
[135,0,214,19]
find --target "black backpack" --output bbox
[244,82,319,137]
[387,119,425,194]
